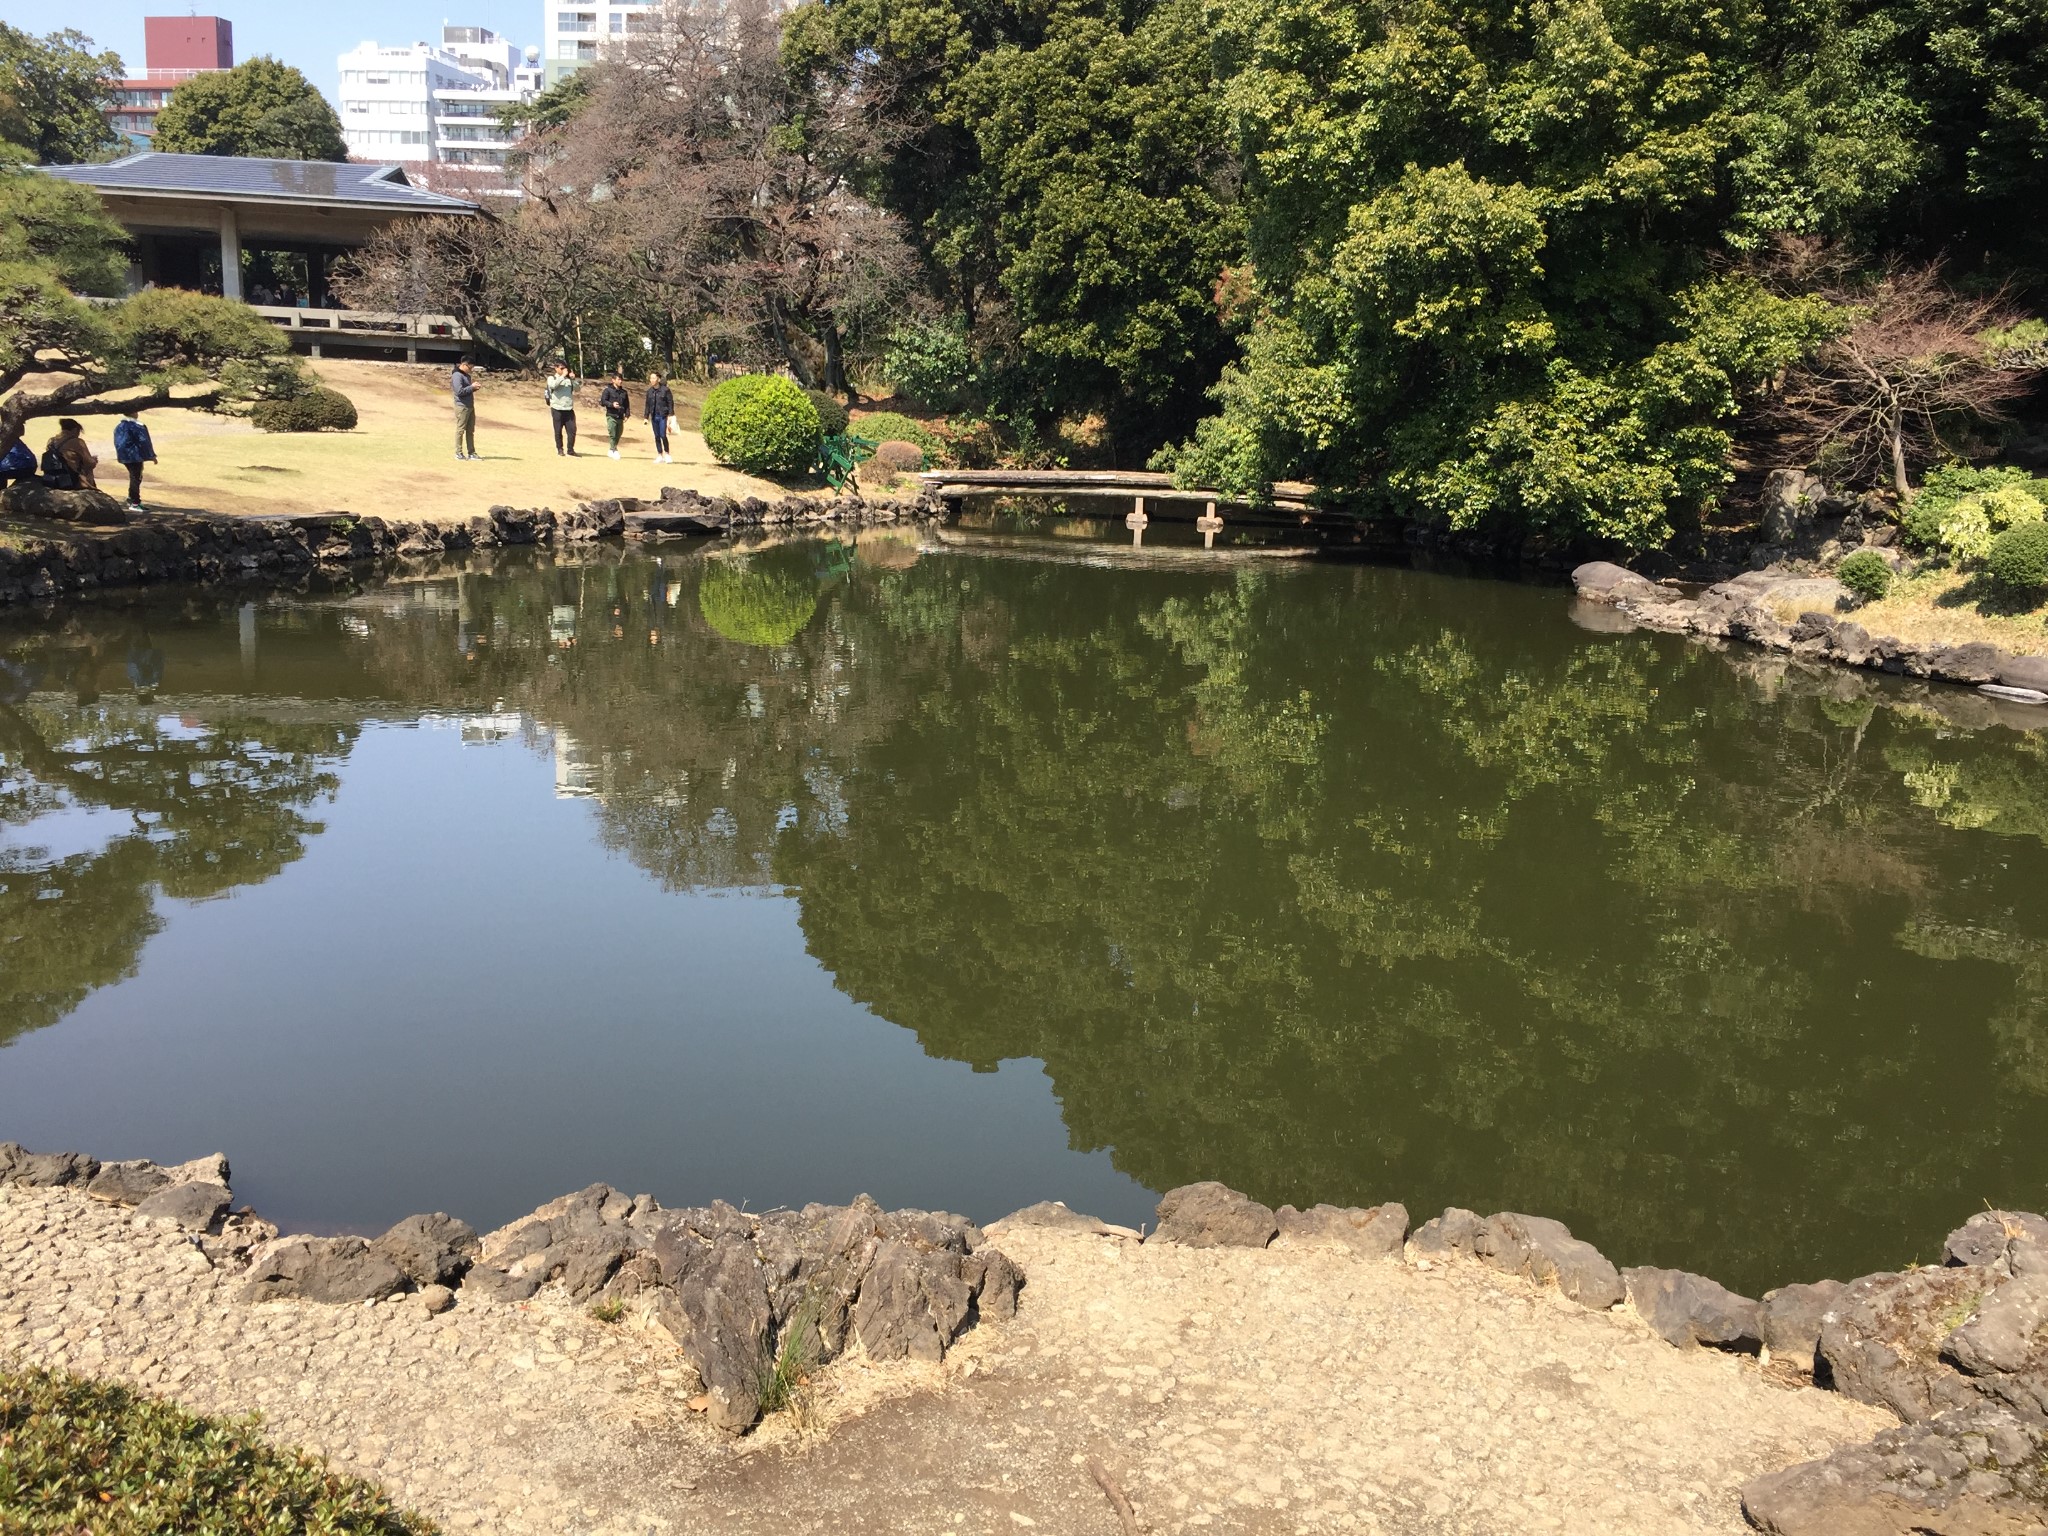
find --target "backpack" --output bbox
[40,446,77,490]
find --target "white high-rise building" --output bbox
[338,27,541,186]
[542,2,658,86]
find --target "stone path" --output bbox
[0,1184,1891,1534]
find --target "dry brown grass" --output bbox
[85,359,796,524]
[1851,567,2048,655]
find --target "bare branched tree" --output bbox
[1771,261,2039,500]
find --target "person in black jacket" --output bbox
[644,372,675,464]
[600,372,631,459]
[450,358,477,460]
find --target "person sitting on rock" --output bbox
[0,439,36,490]
[42,420,98,491]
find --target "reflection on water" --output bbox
[2,531,2045,1293]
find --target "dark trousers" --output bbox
[650,414,670,454]
[551,409,577,453]
[126,463,144,503]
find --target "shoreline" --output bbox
[0,485,940,609]
[3,1141,2045,1532]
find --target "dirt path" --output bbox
[0,1185,1889,1534]
[102,360,787,523]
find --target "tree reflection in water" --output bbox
[1,542,2043,1292]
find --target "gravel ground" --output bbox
[0,1184,1892,1534]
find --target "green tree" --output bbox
[151,57,347,161]
[785,0,1242,437]
[1160,0,1866,547]
[0,25,123,165]
[0,168,296,461]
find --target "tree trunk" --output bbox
[767,298,817,388]
[1890,418,1913,501]
[821,320,850,399]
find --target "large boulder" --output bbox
[1939,1273,2048,1423]
[1761,1279,1848,1372]
[1275,1202,1409,1258]
[1624,1266,1761,1350]
[657,1234,773,1434]
[1817,1268,2005,1421]
[1571,561,1665,605]
[1410,1207,1486,1259]
[374,1212,480,1287]
[0,481,127,525]
[84,1161,172,1206]
[0,1145,99,1188]
[238,1236,410,1305]
[1742,1404,2048,1536]
[1945,1211,2048,1278]
[1760,470,1830,546]
[1149,1182,1279,1249]
[853,1238,976,1364]
[1472,1213,1624,1310]
[134,1180,230,1234]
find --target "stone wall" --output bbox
[0,486,941,608]
[1573,560,2048,704]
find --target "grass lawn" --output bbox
[0,1364,435,1534]
[92,360,797,525]
[1847,567,2048,655]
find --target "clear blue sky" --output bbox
[0,0,541,103]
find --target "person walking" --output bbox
[599,372,631,459]
[451,358,478,460]
[644,372,674,464]
[544,362,579,456]
[43,419,97,490]
[112,408,157,512]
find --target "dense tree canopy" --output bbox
[786,0,1243,438]
[0,26,122,166]
[151,58,347,161]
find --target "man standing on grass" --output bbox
[545,363,579,456]
[451,358,478,461]
[600,372,632,459]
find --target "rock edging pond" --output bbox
[6,1145,2045,1532]
[0,484,940,608]
[1573,559,2048,705]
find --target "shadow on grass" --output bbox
[1933,571,2048,618]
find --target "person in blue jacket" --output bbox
[0,438,35,490]
[113,409,157,511]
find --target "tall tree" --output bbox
[1157,0,1887,547]
[785,0,1242,435]
[0,25,123,165]
[151,58,347,161]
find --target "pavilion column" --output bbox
[219,205,243,300]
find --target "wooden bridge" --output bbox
[918,469,1320,548]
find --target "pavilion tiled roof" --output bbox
[40,153,479,214]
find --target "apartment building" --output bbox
[105,16,235,146]
[542,3,658,86]
[337,27,540,187]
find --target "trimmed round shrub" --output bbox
[697,557,819,646]
[251,387,357,432]
[849,411,945,467]
[700,375,820,476]
[1986,521,2048,595]
[1836,549,1893,603]
[805,389,850,439]
[871,440,927,475]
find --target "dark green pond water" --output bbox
[3,521,2045,1296]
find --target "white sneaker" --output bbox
[609,449,620,460]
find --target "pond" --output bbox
[2,521,2045,1297]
